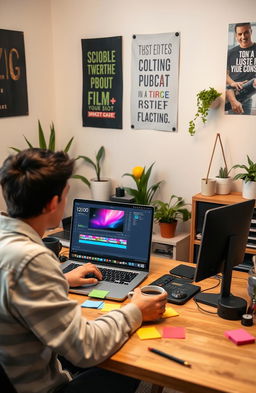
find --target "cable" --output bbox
[193,275,221,315]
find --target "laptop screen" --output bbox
[69,199,154,271]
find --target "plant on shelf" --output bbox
[10,120,74,153]
[232,155,256,199]
[188,87,222,136]
[75,146,111,200]
[153,195,191,238]
[122,163,162,205]
[217,166,230,178]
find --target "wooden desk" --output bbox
[66,256,256,393]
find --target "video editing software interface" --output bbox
[70,200,153,270]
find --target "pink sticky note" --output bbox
[163,326,186,339]
[224,328,255,345]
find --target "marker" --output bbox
[148,347,191,368]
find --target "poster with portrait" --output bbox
[82,36,123,129]
[225,22,256,115]
[131,32,180,132]
[0,29,28,117]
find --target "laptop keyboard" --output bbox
[63,263,138,284]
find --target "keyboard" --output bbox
[63,263,138,284]
[149,274,201,305]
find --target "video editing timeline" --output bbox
[70,201,153,270]
[79,234,127,249]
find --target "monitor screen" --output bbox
[194,199,255,320]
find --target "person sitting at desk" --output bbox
[0,148,167,393]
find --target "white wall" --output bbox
[1,0,256,228]
[0,0,54,207]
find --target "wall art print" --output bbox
[131,32,180,132]
[82,36,123,129]
[225,22,256,115]
[0,29,28,118]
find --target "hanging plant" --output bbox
[189,87,221,136]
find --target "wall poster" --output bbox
[131,32,180,132]
[82,36,123,129]
[0,29,28,117]
[225,22,256,115]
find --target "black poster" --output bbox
[0,29,28,117]
[82,36,122,129]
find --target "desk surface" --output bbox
[66,254,256,393]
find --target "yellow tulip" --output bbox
[132,166,144,179]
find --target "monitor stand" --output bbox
[194,235,247,320]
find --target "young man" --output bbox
[0,148,167,393]
[226,22,256,114]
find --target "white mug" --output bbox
[128,285,166,298]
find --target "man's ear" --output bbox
[42,195,59,214]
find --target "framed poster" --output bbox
[225,22,256,115]
[0,29,28,117]
[131,32,180,132]
[82,36,123,129]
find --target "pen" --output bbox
[148,347,191,368]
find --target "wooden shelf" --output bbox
[152,232,190,261]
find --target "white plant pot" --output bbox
[242,180,256,199]
[215,177,232,195]
[90,178,111,201]
[201,178,216,196]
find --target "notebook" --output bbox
[61,199,154,301]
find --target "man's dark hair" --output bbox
[0,148,74,218]
[235,23,251,32]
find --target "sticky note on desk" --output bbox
[81,300,104,309]
[163,326,186,339]
[137,327,162,340]
[88,289,109,299]
[225,328,255,345]
[162,307,179,318]
[101,303,121,312]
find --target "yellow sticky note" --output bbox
[162,307,179,318]
[137,327,162,340]
[101,303,121,312]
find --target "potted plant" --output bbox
[9,120,91,188]
[232,155,256,199]
[216,166,232,195]
[189,87,222,136]
[10,120,74,153]
[75,146,111,200]
[122,163,162,205]
[153,195,191,238]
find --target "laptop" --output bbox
[54,216,71,247]
[61,199,154,301]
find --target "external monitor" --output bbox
[194,199,255,320]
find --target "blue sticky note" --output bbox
[81,300,104,309]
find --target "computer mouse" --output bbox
[170,289,187,299]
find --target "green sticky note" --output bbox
[88,289,109,299]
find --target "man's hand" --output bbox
[64,263,103,287]
[226,89,244,113]
[130,287,167,321]
[230,80,248,90]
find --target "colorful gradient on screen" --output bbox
[89,208,125,231]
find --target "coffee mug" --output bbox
[42,236,62,257]
[128,285,166,298]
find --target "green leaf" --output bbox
[64,137,74,153]
[24,136,33,148]
[48,123,55,151]
[72,174,91,188]
[9,147,21,153]
[38,120,47,149]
